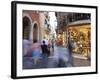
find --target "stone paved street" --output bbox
[23,46,90,69]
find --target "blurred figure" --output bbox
[48,39,51,48]
[51,39,54,52]
[41,40,50,57]
[48,39,52,55]
[67,35,75,66]
[30,39,41,64]
[41,37,48,46]
[23,39,30,56]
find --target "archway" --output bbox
[23,16,31,40]
[33,23,38,41]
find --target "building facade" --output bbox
[55,12,91,58]
[67,13,91,57]
[23,11,50,43]
[55,12,69,46]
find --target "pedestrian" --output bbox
[41,40,50,57]
[41,37,48,46]
[30,39,41,64]
[48,39,52,55]
[67,36,75,66]
[51,39,54,52]
[23,39,31,56]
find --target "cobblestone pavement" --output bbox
[23,46,90,69]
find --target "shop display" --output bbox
[68,25,91,57]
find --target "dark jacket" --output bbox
[41,44,50,54]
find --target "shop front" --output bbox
[56,29,67,47]
[68,23,91,57]
[56,33,63,46]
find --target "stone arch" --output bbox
[23,13,32,40]
[32,21,39,42]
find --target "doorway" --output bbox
[23,16,31,40]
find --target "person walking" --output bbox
[67,35,76,66]
[41,37,48,46]
[41,40,50,57]
[30,39,41,65]
[23,39,31,56]
[51,39,54,52]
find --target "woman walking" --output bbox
[30,39,41,64]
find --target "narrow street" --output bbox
[22,11,91,69]
[23,45,72,69]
